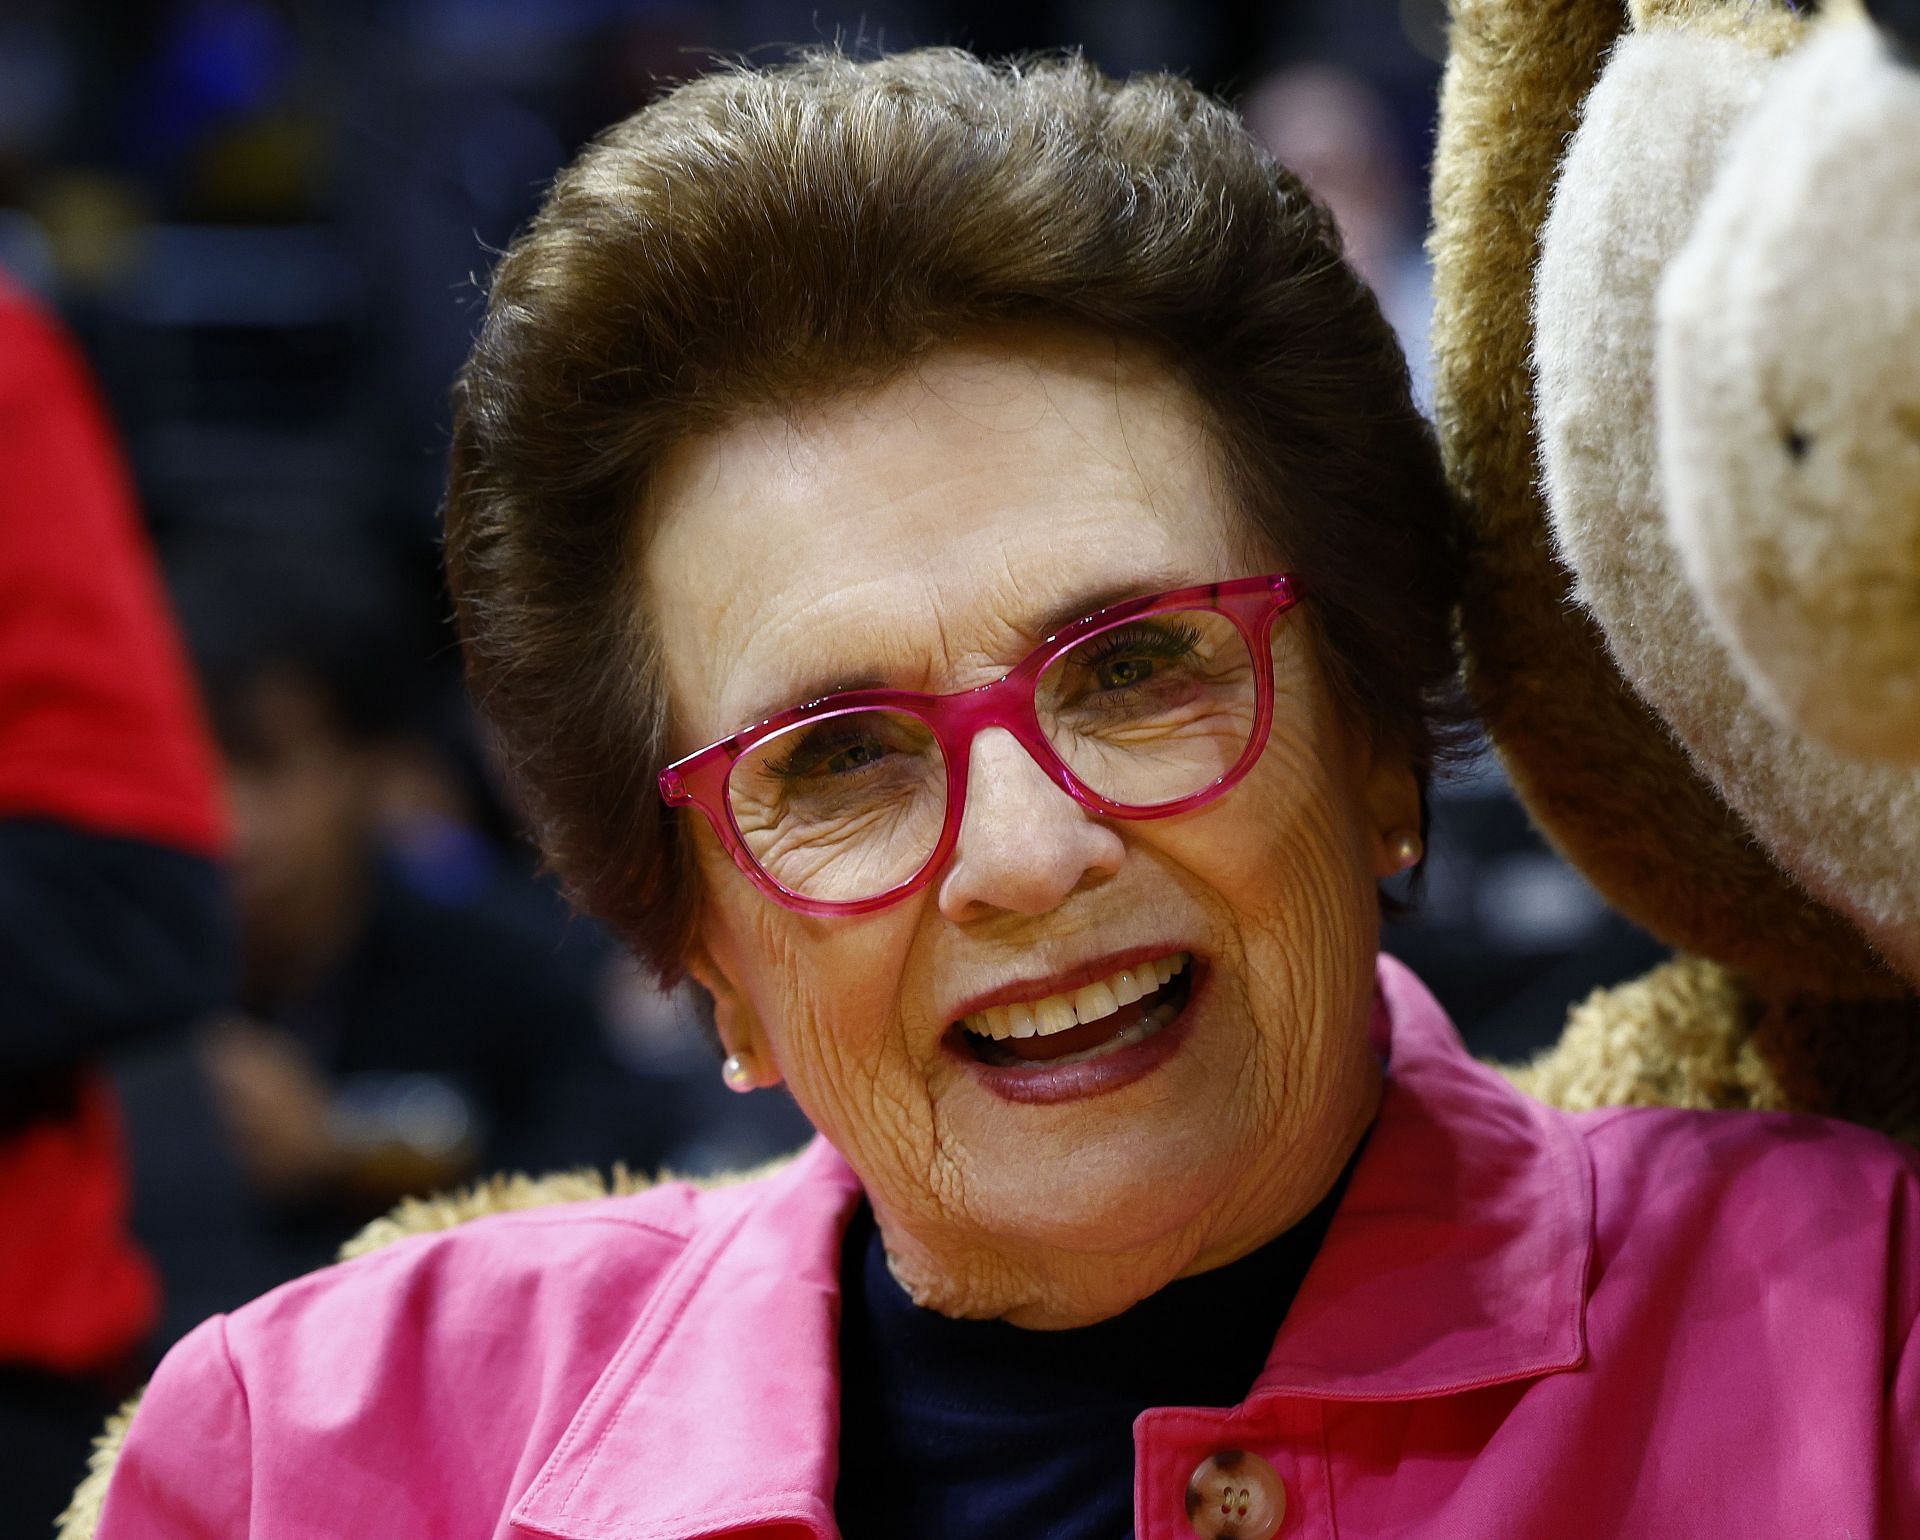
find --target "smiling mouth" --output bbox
[953,953,1195,1068]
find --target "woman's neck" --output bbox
[871,1067,1380,1330]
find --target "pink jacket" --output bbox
[99,957,1920,1538]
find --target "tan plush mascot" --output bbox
[1430,0,1920,1141]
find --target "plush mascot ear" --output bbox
[1659,8,1920,764]
[1431,0,1920,1146]
[1431,0,1885,996]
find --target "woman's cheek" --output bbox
[747,904,929,1152]
[1209,723,1381,1062]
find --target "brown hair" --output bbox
[445,48,1466,981]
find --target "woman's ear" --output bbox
[1360,745,1424,880]
[683,940,783,1090]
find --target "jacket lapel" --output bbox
[512,1138,861,1540]
[1253,955,1592,1399]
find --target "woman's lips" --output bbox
[946,961,1203,1105]
[958,952,1190,1048]
[945,945,1195,1025]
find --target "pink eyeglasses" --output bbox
[658,573,1301,915]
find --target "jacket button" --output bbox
[1185,1449,1286,1539]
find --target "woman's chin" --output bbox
[938,1104,1251,1263]
[922,971,1255,1245]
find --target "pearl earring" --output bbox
[721,1053,756,1092]
[1388,831,1423,872]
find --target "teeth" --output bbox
[1072,980,1119,1022]
[961,953,1188,1040]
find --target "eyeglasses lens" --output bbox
[728,708,949,903]
[723,609,1258,903]
[1036,608,1258,809]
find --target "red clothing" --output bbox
[0,281,223,856]
[0,1080,157,1374]
[98,957,1920,1537]
[0,277,225,1373]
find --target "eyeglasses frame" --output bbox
[657,572,1301,916]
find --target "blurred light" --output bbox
[0,210,56,297]
[115,225,358,327]
[1400,0,1449,64]
[1475,853,1608,952]
[0,21,69,157]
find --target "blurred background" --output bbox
[0,0,1665,1524]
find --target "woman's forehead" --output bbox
[641,340,1244,740]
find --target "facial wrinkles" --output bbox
[654,337,1394,1327]
[1247,667,1374,976]
[735,890,931,1167]
[656,361,1225,742]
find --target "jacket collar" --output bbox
[1251,954,1592,1400]
[511,955,1592,1540]
[510,1135,859,1540]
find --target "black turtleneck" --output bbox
[833,1159,1351,1540]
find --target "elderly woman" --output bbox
[91,49,1917,1540]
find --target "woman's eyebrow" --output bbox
[745,672,890,727]
[1029,570,1187,640]
[742,569,1190,726]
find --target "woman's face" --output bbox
[645,333,1417,1327]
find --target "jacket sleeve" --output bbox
[0,820,233,1069]
[94,1315,252,1538]
[1885,1151,1920,1528]
[1892,1207,1920,1527]
[1894,1330,1918,1530]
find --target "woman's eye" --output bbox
[775,737,884,779]
[1095,655,1157,691]
[1073,621,1203,694]
[769,727,907,781]
[823,741,886,774]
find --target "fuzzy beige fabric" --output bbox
[1661,20,1920,764]
[1534,14,1920,986]
[1427,0,1873,987]
[58,1395,140,1540]
[1510,955,1918,1146]
[1514,959,1920,1144]
[335,1163,663,1260]
[1508,957,1783,1113]
[1430,0,1888,995]
[1633,0,1805,48]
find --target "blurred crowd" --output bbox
[0,1,1662,1531]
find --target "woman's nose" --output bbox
[937,727,1125,921]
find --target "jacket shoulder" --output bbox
[72,1160,796,1540]
[1578,1098,1920,1191]
[1576,1101,1920,1309]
